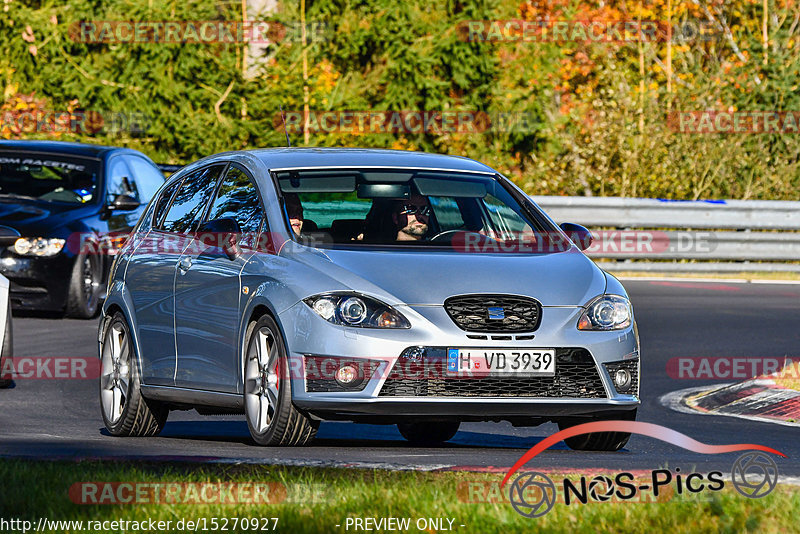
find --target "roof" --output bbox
[0,140,128,158]
[250,147,496,174]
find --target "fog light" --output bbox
[613,369,632,391]
[335,364,359,386]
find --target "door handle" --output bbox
[177,257,192,273]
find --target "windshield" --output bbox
[0,152,101,204]
[275,168,562,253]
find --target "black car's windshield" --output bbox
[0,152,101,204]
[275,168,561,252]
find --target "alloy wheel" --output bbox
[100,322,130,424]
[245,327,281,434]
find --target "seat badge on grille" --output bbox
[487,306,505,320]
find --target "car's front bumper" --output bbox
[0,251,74,311]
[278,301,641,423]
[294,397,639,422]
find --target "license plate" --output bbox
[447,348,556,376]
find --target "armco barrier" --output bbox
[531,196,800,273]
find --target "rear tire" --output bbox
[244,315,318,446]
[66,253,102,319]
[398,422,460,445]
[557,409,637,451]
[0,300,12,388]
[100,312,168,436]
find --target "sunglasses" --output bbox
[398,204,431,217]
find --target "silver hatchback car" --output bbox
[99,148,640,449]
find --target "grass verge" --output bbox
[0,459,798,533]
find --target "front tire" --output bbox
[100,312,167,436]
[244,315,318,446]
[557,409,637,451]
[398,422,460,445]
[66,253,102,319]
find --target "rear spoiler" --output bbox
[156,163,184,175]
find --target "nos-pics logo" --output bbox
[502,421,783,518]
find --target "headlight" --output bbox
[13,238,65,257]
[578,295,632,331]
[304,293,411,329]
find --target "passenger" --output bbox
[392,193,431,241]
[283,193,304,236]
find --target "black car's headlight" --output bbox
[578,295,632,331]
[304,293,411,329]
[12,237,65,257]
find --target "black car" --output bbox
[0,140,165,318]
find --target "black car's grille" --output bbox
[444,294,542,333]
[378,348,606,398]
[604,360,639,395]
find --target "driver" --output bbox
[392,193,431,241]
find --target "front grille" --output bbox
[444,294,542,333]
[304,356,382,393]
[378,348,606,398]
[604,360,640,395]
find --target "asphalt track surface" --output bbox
[1,280,799,476]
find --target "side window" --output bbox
[125,156,165,203]
[152,179,182,229]
[206,166,263,233]
[106,158,136,202]
[160,165,224,234]
[133,189,160,233]
[483,193,533,236]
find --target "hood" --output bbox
[0,197,93,236]
[282,245,607,306]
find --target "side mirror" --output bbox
[110,194,140,212]
[196,217,243,260]
[0,225,21,246]
[559,222,593,251]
